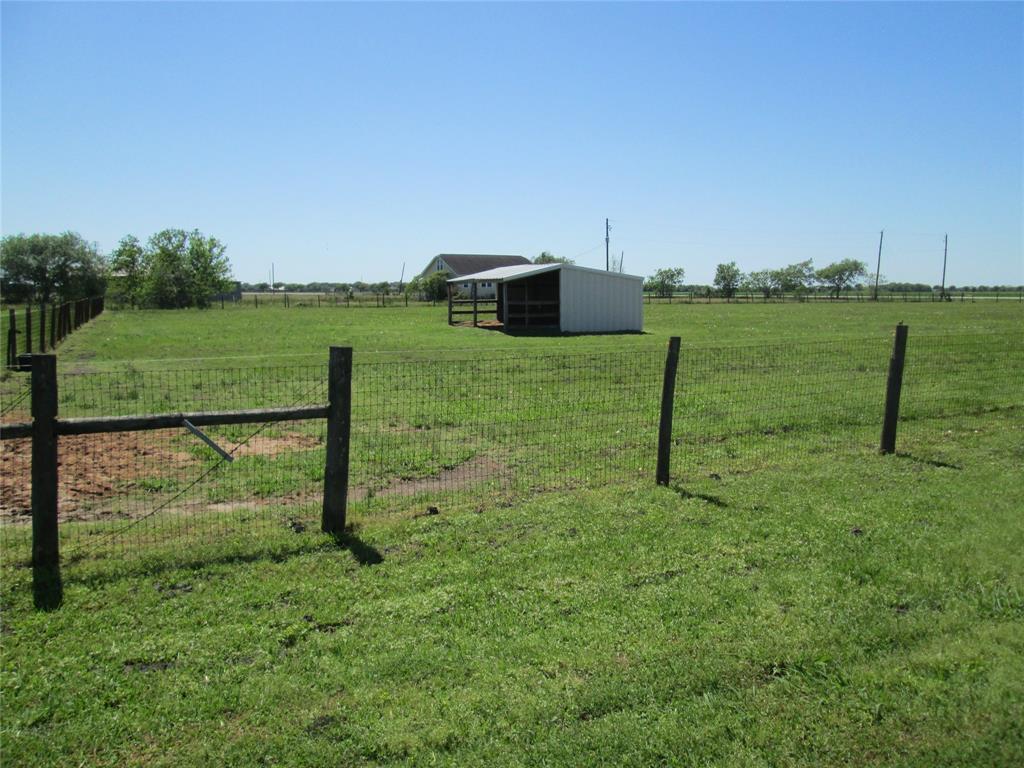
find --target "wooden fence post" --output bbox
[6,308,17,367]
[31,353,62,609]
[656,336,682,486]
[50,304,57,349]
[880,323,909,455]
[39,303,46,352]
[323,346,352,534]
[25,307,33,355]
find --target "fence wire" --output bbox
[1,365,329,563]
[1,333,1021,567]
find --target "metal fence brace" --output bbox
[182,419,235,463]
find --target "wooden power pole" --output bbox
[873,229,884,300]
[605,218,610,271]
[940,234,948,299]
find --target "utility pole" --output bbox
[605,218,610,271]
[620,250,624,273]
[873,230,884,300]
[940,234,948,300]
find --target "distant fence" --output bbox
[1,329,1021,605]
[645,290,1024,304]
[2,297,104,369]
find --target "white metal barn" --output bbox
[446,263,643,333]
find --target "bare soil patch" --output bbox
[1,432,196,522]
[230,433,321,457]
[350,455,504,501]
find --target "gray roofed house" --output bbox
[422,254,531,299]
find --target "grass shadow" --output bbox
[894,453,963,470]
[329,528,384,566]
[667,484,729,508]
[43,530,344,590]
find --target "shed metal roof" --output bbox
[435,254,530,275]
[448,263,643,284]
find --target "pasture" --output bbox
[44,299,1024,367]
[1,301,1022,767]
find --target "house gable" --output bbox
[421,254,530,278]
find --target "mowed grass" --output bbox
[50,299,1023,369]
[2,411,1022,766]
[1,301,1022,766]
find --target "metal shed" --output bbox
[446,263,643,333]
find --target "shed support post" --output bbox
[31,353,62,609]
[323,346,352,534]
[880,324,909,455]
[656,336,681,486]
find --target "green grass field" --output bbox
[2,301,1022,766]
[43,300,1024,368]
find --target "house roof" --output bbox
[448,263,643,284]
[433,254,530,276]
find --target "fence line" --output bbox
[2,296,104,369]
[643,290,1024,304]
[1,329,1021,601]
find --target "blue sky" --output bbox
[2,1,1021,286]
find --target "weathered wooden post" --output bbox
[39,303,46,352]
[323,346,353,534]
[472,282,479,327]
[656,336,682,486]
[447,283,454,325]
[25,307,32,355]
[880,323,909,455]
[50,304,57,349]
[31,353,62,609]
[6,308,17,368]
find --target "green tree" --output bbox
[139,229,232,309]
[109,235,145,307]
[141,229,191,308]
[771,260,816,296]
[816,259,868,298]
[534,251,574,265]
[187,233,231,308]
[743,269,774,300]
[646,267,686,298]
[407,270,451,301]
[713,262,743,299]
[0,232,106,303]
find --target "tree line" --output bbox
[647,259,877,298]
[0,229,233,309]
[0,232,106,304]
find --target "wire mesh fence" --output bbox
[1,331,1021,570]
[2,297,105,367]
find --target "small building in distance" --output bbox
[447,263,643,334]
[422,254,531,299]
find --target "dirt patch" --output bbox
[1,429,498,522]
[230,433,321,457]
[1,432,196,522]
[350,455,504,501]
